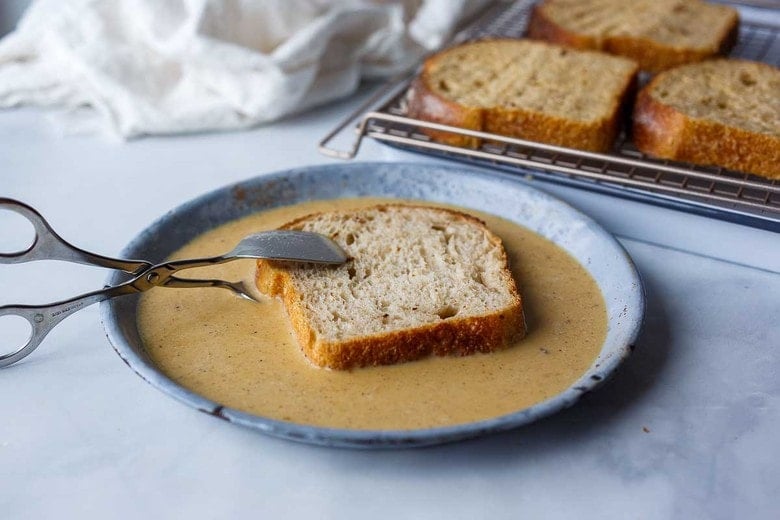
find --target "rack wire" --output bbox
[320,1,780,231]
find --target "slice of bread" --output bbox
[407,39,638,152]
[633,59,780,179]
[528,0,738,73]
[255,205,526,370]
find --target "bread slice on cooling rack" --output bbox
[256,205,526,370]
[407,39,638,152]
[633,59,780,179]
[528,0,739,73]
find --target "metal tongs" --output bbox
[0,199,347,368]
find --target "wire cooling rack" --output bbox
[320,1,780,231]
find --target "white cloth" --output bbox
[0,0,488,138]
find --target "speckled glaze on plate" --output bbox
[99,162,644,449]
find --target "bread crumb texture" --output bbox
[648,60,779,136]
[408,39,637,151]
[424,40,633,121]
[256,205,525,369]
[529,0,738,72]
[633,59,780,178]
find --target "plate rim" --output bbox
[99,161,645,449]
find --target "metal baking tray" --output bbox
[319,0,780,232]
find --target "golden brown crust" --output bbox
[485,100,623,152]
[528,2,739,73]
[407,77,483,148]
[603,31,738,74]
[255,204,526,370]
[632,68,780,179]
[407,39,638,153]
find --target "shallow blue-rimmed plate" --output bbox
[100,162,644,449]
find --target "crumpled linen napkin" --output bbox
[0,0,489,138]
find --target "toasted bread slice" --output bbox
[633,59,780,179]
[256,205,525,370]
[407,39,638,152]
[528,0,738,73]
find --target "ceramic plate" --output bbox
[100,162,644,448]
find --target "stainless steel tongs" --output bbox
[0,198,347,368]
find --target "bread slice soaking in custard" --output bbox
[255,205,526,369]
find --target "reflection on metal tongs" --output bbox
[0,199,347,368]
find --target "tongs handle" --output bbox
[0,198,148,273]
[0,284,136,368]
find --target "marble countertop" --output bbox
[1,80,779,519]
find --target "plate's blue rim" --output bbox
[99,161,645,449]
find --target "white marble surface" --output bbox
[1,81,780,520]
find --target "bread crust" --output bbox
[632,63,780,179]
[407,77,483,148]
[528,5,600,50]
[256,204,526,370]
[528,2,739,73]
[407,39,638,153]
